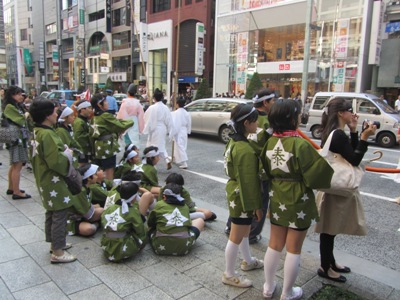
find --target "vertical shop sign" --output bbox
[106,0,111,33]
[23,48,33,75]
[332,61,346,92]
[236,32,248,94]
[368,0,384,65]
[335,19,349,59]
[195,23,204,76]
[139,22,148,62]
[52,45,59,80]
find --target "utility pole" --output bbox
[301,0,313,106]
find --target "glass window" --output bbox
[112,32,131,50]
[206,101,225,111]
[152,0,170,13]
[225,101,239,112]
[185,0,192,4]
[20,29,28,41]
[356,99,379,115]
[46,23,57,35]
[89,10,105,22]
[186,101,206,111]
[112,8,126,26]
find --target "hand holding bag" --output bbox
[0,117,20,144]
[318,130,365,197]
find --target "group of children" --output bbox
[28,95,217,264]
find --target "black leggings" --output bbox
[320,233,337,272]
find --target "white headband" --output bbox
[145,150,159,157]
[125,150,138,162]
[163,189,184,202]
[58,107,74,122]
[126,144,136,152]
[83,164,99,179]
[121,193,139,214]
[76,101,92,110]
[252,94,275,103]
[236,107,256,122]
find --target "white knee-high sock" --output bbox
[225,240,239,277]
[238,237,252,263]
[282,252,301,297]
[263,247,281,291]
[190,212,206,220]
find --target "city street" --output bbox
[154,130,400,273]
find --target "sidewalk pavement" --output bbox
[0,149,399,300]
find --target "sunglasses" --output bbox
[344,107,353,113]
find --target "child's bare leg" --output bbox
[150,186,160,198]
[138,191,156,216]
[191,218,205,232]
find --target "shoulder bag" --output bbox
[318,130,365,197]
[0,117,20,144]
[64,161,83,195]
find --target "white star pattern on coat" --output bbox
[122,244,127,252]
[51,176,60,184]
[229,201,236,209]
[106,194,117,207]
[97,146,101,150]
[68,231,74,235]
[50,190,58,197]
[234,188,239,194]
[105,150,110,154]
[272,212,280,220]
[288,222,297,228]
[91,123,100,136]
[48,200,53,207]
[269,190,274,197]
[31,139,39,157]
[109,255,115,261]
[266,139,293,173]
[107,140,112,145]
[278,203,287,211]
[240,212,248,218]
[190,231,195,237]
[102,156,106,159]
[186,240,191,246]
[301,194,309,202]
[163,208,188,227]
[39,187,43,193]
[223,145,231,174]
[64,196,71,204]
[297,211,306,219]
[158,244,166,251]
[104,208,126,231]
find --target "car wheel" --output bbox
[219,125,232,143]
[311,125,322,139]
[377,132,395,148]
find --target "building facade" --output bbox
[214,0,376,98]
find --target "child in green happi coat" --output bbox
[89,167,113,207]
[141,146,161,198]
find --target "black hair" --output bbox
[229,103,258,136]
[143,146,159,165]
[177,97,186,108]
[90,93,106,115]
[153,88,164,102]
[127,84,137,96]
[165,173,184,186]
[121,170,141,181]
[2,86,24,110]
[268,99,301,133]
[320,97,353,146]
[163,183,183,205]
[29,98,56,124]
[119,182,139,200]
[253,88,275,108]
[124,143,138,152]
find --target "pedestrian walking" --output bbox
[105,89,119,115]
[315,97,377,283]
[261,99,333,299]
[222,103,264,288]
[143,88,174,170]
[172,97,191,169]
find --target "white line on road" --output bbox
[191,163,398,203]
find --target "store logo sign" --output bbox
[147,31,168,41]
[279,64,290,70]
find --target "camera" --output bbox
[362,119,380,131]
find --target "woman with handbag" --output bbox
[315,97,377,283]
[2,86,31,199]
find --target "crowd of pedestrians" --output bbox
[0,84,393,300]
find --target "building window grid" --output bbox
[152,0,171,13]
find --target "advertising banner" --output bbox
[236,32,248,94]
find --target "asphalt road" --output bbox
[136,130,400,272]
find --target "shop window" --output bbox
[112,8,126,27]
[20,29,28,41]
[152,0,170,13]
[112,32,131,50]
[185,0,192,4]
[89,10,105,22]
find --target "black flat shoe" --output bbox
[331,264,351,273]
[317,268,347,283]
[205,212,217,222]
[12,194,31,200]
[7,189,25,195]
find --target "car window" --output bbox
[224,102,240,112]
[356,98,379,115]
[186,101,206,112]
[205,101,226,112]
[312,96,329,109]
[48,92,61,100]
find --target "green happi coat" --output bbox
[147,200,197,256]
[55,125,82,168]
[72,115,92,156]
[261,136,334,229]
[104,186,121,209]
[141,163,159,191]
[31,126,74,211]
[4,104,29,146]
[90,112,133,160]
[158,187,196,212]
[89,180,113,207]
[101,202,147,262]
[224,136,262,218]
[114,161,132,179]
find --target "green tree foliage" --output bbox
[245,72,263,99]
[94,83,99,94]
[39,85,48,93]
[105,77,113,91]
[194,78,212,100]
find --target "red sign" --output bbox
[279,64,290,70]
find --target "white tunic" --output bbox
[172,108,191,163]
[143,101,173,158]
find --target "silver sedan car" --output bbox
[185,98,253,143]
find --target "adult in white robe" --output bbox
[172,98,191,168]
[143,89,174,169]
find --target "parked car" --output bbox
[306,92,400,148]
[113,93,127,107]
[46,90,78,107]
[185,98,253,143]
[40,91,50,98]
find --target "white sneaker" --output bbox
[241,257,264,271]
[280,287,303,300]
[222,272,253,288]
[179,162,188,169]
[263,281,277,299]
